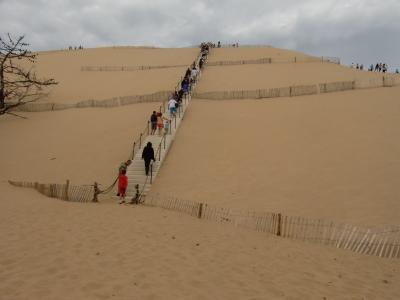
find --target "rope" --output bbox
[98,175,118,195]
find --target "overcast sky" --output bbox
[1,0,399,69]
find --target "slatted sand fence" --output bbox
[194,76,400,101]
[8,180,95,203]
[11,90,174,112]
[144,196,201,218]
[81,64,188,72]
[206,56,340,67]
[143,195,400,259]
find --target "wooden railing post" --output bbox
[150,164,153,184]
[131,142,136,160]
[131,184,140,205]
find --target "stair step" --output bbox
[125,66,200,197]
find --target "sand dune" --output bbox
[1,184,399,300]
[150,86,400,227]
[2,46,400,300]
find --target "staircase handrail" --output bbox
[137,49,207,199]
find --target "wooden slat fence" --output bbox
[206,56,339,67]
[194,76,400,101]
[143,195,400,259]
[11,90,173,112]
[9,180,94,203]
[144,195,200,218]
[81,64,188,72]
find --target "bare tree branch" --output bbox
[0,33,57,116]
[5,111,28,119]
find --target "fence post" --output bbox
[147,121,150,135]
[50,184,55,198]
[277,213,282,236]
[198,203,204,219]
[92,182,99,203]
[65,180,70,201]
[139,133,143,149]
[174,115,177,129]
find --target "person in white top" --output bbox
[168,98,177,117]
[191,67,198,83]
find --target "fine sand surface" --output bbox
[2,46,400,299]
[207,47,314,62]
[150,86,400,227]
[29,47,198,104]
[1,184,399,300]
[0,104,158,186]
[196,62,385,92]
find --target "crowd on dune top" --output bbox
[67,45,84,50]
[201,41,239,48]
[351,62,399,73]
[116,43,209,204]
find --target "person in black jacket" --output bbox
[142,142,155,176]
[150,111,157,135]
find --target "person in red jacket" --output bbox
[118,169,128,204]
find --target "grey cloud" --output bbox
[0,0,399,69]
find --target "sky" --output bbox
[1,0,399,70]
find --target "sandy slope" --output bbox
[0,104,158,186]
[2,46,400,300]
[29,47,198,104]
[196,62,385,92]
[150,86,400,227]
[0,184,399,300]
